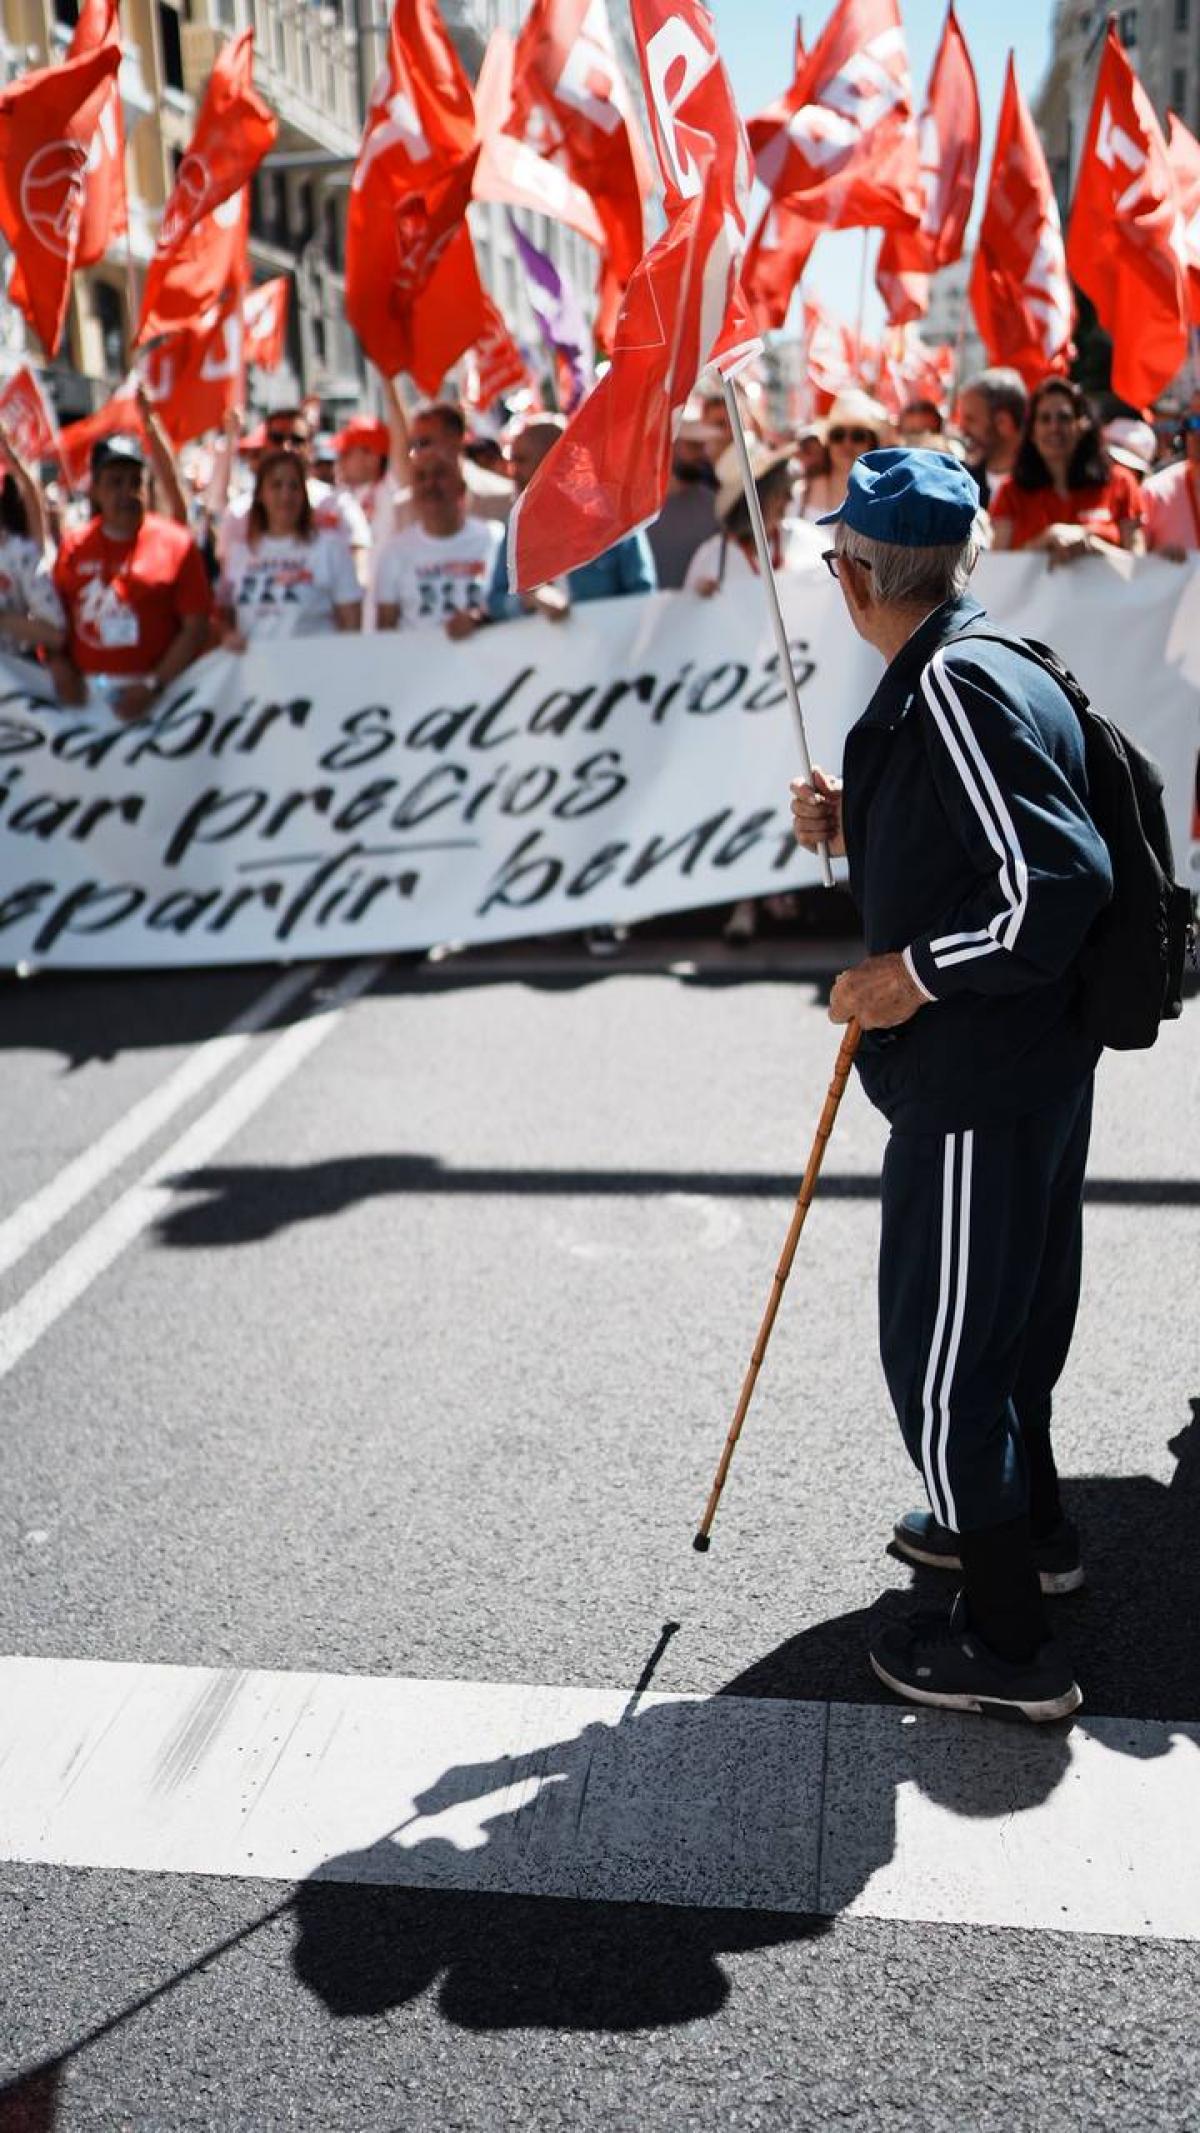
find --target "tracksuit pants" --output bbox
[878,1077,1093,1537]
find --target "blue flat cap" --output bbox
[818,447,978,546]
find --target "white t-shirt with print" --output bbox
[218,529,362,641]
[372,519,504,630]
[0,532,64,655]
[217,479,370,568]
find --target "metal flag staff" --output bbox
[692,377,860,1551]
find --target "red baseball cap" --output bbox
[332,416,389,457]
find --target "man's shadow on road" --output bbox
[290,1409,1200,2035]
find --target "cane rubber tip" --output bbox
[692,1533,711,1553]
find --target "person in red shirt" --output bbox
[51,434,212,721]
[989,376,1144,564]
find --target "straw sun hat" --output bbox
[714,438,797,523]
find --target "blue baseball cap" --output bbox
[818,447,978,546]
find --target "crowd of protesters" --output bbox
[0,358,1193,951]
[1,364,1197,724]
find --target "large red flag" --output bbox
[508,0,653,348]
[472,30,605,249]
[509,0,759,590]
[750,0,922,237]
[71,0,126,265]
[970,56,1073,390]
[876,4,979,326]
[141,293,245,444]
[0,366,59,462]
[136,31,275,345]
[1067,26,1189,408]
[138,188,249,344]
[743,198,819,332]
[1166,114,1200,328]
[0,43,122,355]
[344,0,489,389]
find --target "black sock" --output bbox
[958,1514,1049,1664]
[1023,1430,1064,1540]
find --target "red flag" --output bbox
[244,277,290,370]
[465,294,530,410]
[508,0,653,348]
[138,188,249,344]
[1166,113,1200,328]
[877,324,955,418]
[1067,27,1189,407]
[71,0,127,264]
[0,42,121,355]
[55,373,142,488]
[750,0,922,237]
[876,4,980,326]
[0,366,59,462]
[510,0,759,590]
[136,31,275,345]
[743,198,819,332]
[141,294,245,444]
[472,30,605,248]
[345,0,489,389]
[970,56,1073,391]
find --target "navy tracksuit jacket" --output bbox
[842,593,1113,1534]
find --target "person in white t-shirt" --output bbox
[216,409,370,571]
[216,449,362,646]
[0,429,65,665]
[373,454,504,637]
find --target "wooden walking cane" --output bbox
[693,1018,862,1551]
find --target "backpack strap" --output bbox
[944,623,1092,719]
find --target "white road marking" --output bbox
[0,959,382,1384]
[0,1653,1195,1941]
[0,965,319,1284]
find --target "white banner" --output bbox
[0,554,1196,969]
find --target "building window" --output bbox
[1118,6,1137,43]
[158,3,185,89]
[1172,67,1187,110]
[1175,0,1189,28]
[54,0,80,26]
[94,283,125,377]
[324,196,342,272]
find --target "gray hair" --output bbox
[835,517,983,607]
[961,367,1028,427]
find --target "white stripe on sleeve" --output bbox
[919,653,1029,965]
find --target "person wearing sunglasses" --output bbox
[215,406,369,577]
[1141,394,1200,562]
[989,377,1144,564]
[796,391,890,520]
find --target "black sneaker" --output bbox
[869,1594,1083,1722]
[892,1510,1085,1595]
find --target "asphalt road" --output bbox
[0,937,1196,2132]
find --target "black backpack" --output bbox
[957,628,1195,1051]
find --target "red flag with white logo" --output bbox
[136,31,275,346]
[465,294,530,410]
[344,0,489,390]
[508,0,653,348]
[876,4,979,327]
[509,0,759,591]
[71,0,127,265]
[743,198,819,332]
[140,293,246,444]
[1067,26,1189,407]
[1165,113,1200,328]
[244,277,290,370]
[970,56,1073,391]
[54,373,142,489]
[0,366,59,463]
[750,0,922,238]
[0,42,122,355]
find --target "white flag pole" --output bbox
[720,373,834,889]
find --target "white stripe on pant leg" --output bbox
[919,1135,959,1529]
[934,1129,974,1534]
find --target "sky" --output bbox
[705,0,1060,340]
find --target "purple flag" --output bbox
[507,212,594,413]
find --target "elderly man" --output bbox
[792,449,1112,1722]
